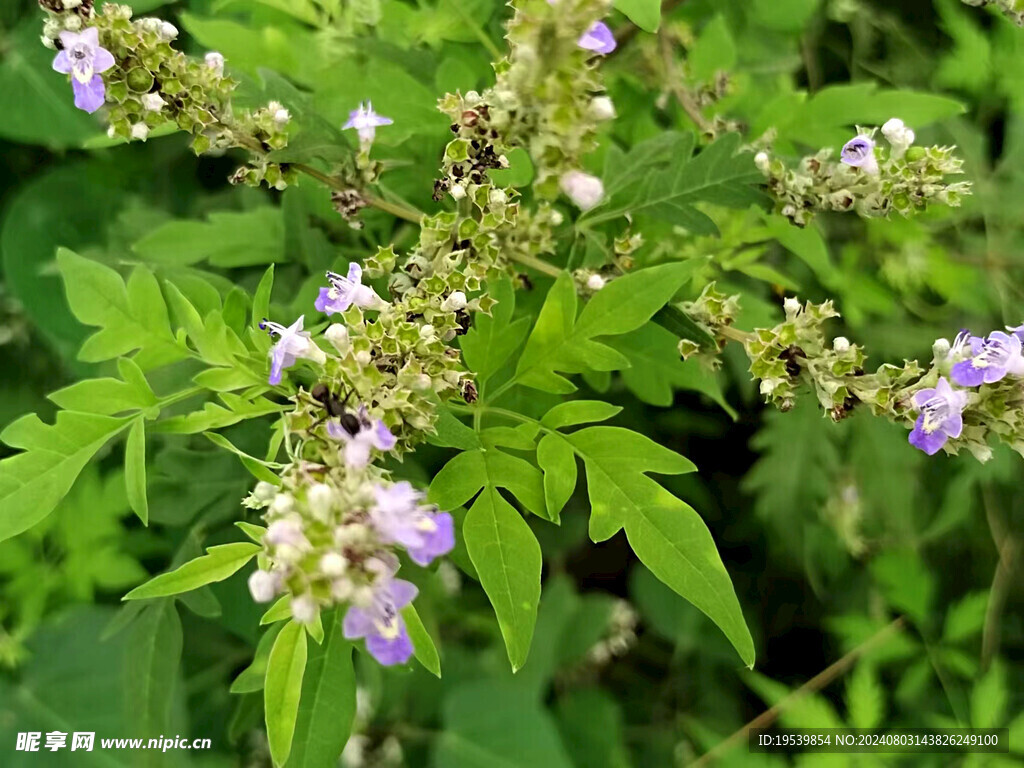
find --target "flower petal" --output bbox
[72,75,106,114]
[365,623,413,666]
[342,605,373,639]
[93,46,116,74]
[52,50,73,74]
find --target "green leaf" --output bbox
[761,83,966,150]
[586,133,765,232]
[125,418,149,525]
[253,265,276,326]
[688,16,736,81]
[463,488,543,671]
[540,400,622,430]
[204,431,284,485]
[514,263,700,393]
[402,604,442,677]
[563,426,754,666]
[943,591,989,643]
[57,248,186,369]
[462,276,532,386]
[437,681,574,768]
[613,0,660,32]
[537,434,577,522]
[610,323,737,418]
[123,542,260,600]
[285,612,357,768]
[428,404,482,450]
[231,624,283,694]
[429,448,546,519]
[846,662,885,729]
[133,209,286,268]
[0,412,132,544]
[49,376,158,416]
[555,689,633,768]
[127,602,183,741]
[971,661,1007,728]
[870,549,934,624]
[265,621,308,768]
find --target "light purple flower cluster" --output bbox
[343,577,419,665]
[908,377,967,455]
[840,135,878,174]
[370,481,455,566]
[545,0,617,54]
[327,406,398,468]
[314,263,387,315]
[52,28,115,114]
[260,316,326,386]
[950,329,1024,387]
[343,102,392,144]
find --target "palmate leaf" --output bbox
[551,424,754,667]
[583,132,766,234]
[57,248,187,370]
[512,262,701,394]
[429,449,545,670]
[0,411,133,544]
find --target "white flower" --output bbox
[320,552,348,577]
[587,274,606,291]
[159,22,178,41]
[325,324,350,354]
[783,297,801,315]
[560,170,604,211]
[266,517,305,547]
[131,123,150,141]
[833,336,850,353]
[343,101,393,144]
[248,570,278,603]
[589,96,616,121]
[881,118,915,159]
[204,51,225,76]
[141,92,166,112]
[307,483,333,519]
[253,481,277,502]
[291,594,317,624]
[450,183,467,201]
[442,291,467,312]
[489,188,507,206]
[754,151,770,174]
[269,493,294,516]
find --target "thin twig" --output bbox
[981,489,1019,671]
[658,32,713,135]
[688,617,906,767]
[292,163,424,224]
[508,251,562,277]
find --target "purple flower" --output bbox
[1008,323,1024,344]
[950,330,1024,387]
[343,578,418,666]
[327,406,397,467]
[260,315,326,385]
[578,21,617,54]
[840,135,878,174]
[343,102,393,144]
[314,263,386,315]
[908,377,968,455]
[52,28,116,114]
[370,482,455,566]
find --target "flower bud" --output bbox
[307,483,333,519]
[291,594,317,624]
[489,188,507,206]
[320,552,348,577]
[450,183,467,201]
[325,324,350,354]
[266,517,305,547]
[141,92,165,112]
[331,578,354,601]
[248,570,278,603]
[832,336,850,353]
[754,152,770,174]
[160,22,179,41]
[587,274,606,291]
[131,123,150,142]
[205,51,225,76]
[269,493,295,516]
[419,324,436,341]
[355,349,372,367]
[783,297,801,315]
[442,291,467,312]
[560,170,604,211]
[589,96,616,121]
[932,337,951,360]
[549,210,564,226]
[254,481,277,502]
